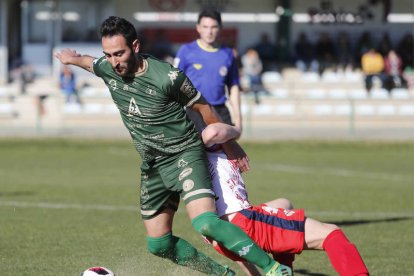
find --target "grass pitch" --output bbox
[0,139,413,275]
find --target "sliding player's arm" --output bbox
[201,122,241,148]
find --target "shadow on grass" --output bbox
[327,216,413,227]
[0,191,36,197]
[294,269,329,276]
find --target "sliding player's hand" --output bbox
[221,140,250,173]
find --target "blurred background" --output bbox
[0,0,413,140]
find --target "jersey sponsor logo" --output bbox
[182,179,194,192]
[179,167,193,181]
[178,159,188,168]
[141,186,150,203]
[262,205,279,214]
[123,84,138,93]
[238,243,254,256]
[193,63,202,70]
[284,209,296,216]
[143,133,165,139]
[127,97,142,117]
[168,70,179,85]
[180,78,197,98]
[219,66,228,77]
[109,79,117,90]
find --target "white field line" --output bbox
[0,200,413,218]
[0,200,137,212]
[260,164,411,182]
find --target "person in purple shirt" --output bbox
[174,9,242,137]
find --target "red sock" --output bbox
[322,229,369,276]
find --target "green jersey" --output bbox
[92,55,203,163]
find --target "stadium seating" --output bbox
[0,68,413,137]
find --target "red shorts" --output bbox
[214,205,305,261]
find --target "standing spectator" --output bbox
[377,32,393,57]
[293,32,318,73]
[355,31,374,68]
[254,33,277,71]
[174,9,242,135]
[241,47,263,104]
[59,65,81,104]
[336,32,354,71]
[361,48,385,94]
[9,57,34,95]
[315,32,335,75]
[397,33,414,71]
[383,50,407,93]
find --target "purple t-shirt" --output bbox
[175,40,240,105]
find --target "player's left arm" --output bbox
[228,84,242,134]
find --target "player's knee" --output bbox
[278,198,294,209]
[146,233,174,256]
[319,223,340,246]
[192,212,220,237]
[266,197,294,209]
[325,223,340,235]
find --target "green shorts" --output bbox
[140,148,215,220]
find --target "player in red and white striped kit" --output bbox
[201,123,370,276]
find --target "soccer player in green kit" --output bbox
[55,16,290,276]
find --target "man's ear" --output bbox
[132,39,140,53]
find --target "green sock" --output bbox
[192,212,276,273]
[147,233,227,275]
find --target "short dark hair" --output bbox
[100,16,138,46]
[197,9,222,27]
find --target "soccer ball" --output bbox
[81,267,115,276]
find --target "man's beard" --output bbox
[114,56,137,77]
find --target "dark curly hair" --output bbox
[100,16,137,47]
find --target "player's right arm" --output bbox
[54,49,95,73]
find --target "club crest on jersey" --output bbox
[219,66,228,77]
[168,70,179,85]
[127,97,142,117]
[193,64,202,70]
[180,79,197,98]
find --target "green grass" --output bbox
[1,139,413,275]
